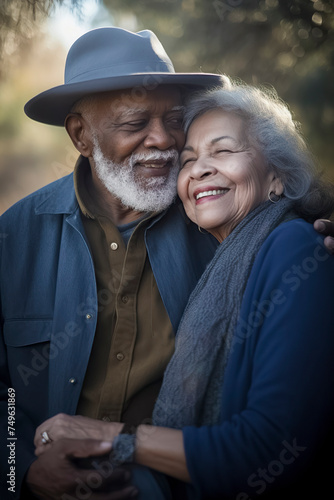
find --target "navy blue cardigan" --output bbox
[183,219,334,499]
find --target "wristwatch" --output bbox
[110,422,137,466]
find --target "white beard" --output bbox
[92,138,180,212]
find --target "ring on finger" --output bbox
[41,430,52,444]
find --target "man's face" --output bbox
[84,86,185,212]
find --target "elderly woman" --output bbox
[33,79,334,499]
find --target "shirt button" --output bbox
[116,352,124,361]
[85,313,93,320]
[110,242,118,251]
[69,378,77,384]
[121,296,128,304]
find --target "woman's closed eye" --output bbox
[181,157,196,168]
[215,149,233,154]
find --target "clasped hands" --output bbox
[26,414,138,500]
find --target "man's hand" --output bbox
[314,219,334,254]
[34,413,123,455]
[25,438,137,499]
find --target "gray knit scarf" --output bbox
[153,198,296,429]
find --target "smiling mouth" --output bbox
[195,188,230,200]
[135,160,176,178]
[137,161,170,169]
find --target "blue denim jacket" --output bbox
[0,173,217,497]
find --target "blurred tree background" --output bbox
[0,0,333,214]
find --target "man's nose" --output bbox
[143,120,176,150]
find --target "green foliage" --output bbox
[0,0,82,70]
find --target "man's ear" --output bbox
[65,113,94,158]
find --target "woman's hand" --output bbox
[34,413,123,456]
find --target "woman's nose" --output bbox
[189,157,217,179]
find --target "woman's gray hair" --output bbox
[184,76,334,221]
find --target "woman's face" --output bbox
[178,109,278,242]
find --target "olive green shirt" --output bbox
[74,157,175,425]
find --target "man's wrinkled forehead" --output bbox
[97,85,185,116]
[116,105,185,119]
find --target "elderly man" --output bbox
[0,26,223,499]
[0,27,333,500]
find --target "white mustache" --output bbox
[129,150,179,167]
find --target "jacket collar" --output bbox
[35,155,88,215]
[34,172,78,215]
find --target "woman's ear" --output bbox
[269,175,284,196]
[65,113,94,158]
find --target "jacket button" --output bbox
[121,296,128,304]
[85,313,93,320]
[116,353,124,361]
[110,242,118,251]
[69,378,77,384]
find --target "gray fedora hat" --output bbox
[24,26,224,126]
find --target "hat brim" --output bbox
[24,72,224,126]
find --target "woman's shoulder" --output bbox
[267,217,318,243]
[258,218,327,260]
[248,217,334,293]
[240,216,334,337]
